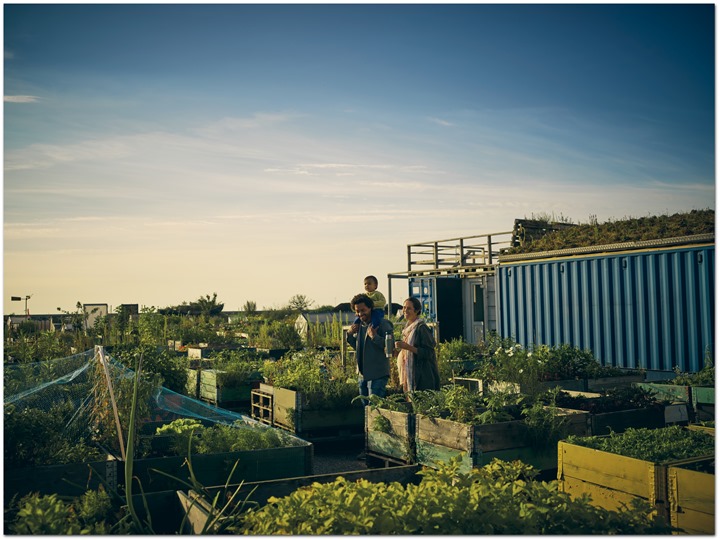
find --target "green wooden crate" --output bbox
[586,373,645,392]
[590,406,666,436]
[365,406,415,463]
[199,369,257,404]
[692,385,715,410]
[123,438,312,493]
[634,382,691,404]
[4,456,118,500]
[186,368,200,398]
[270,385,364,437]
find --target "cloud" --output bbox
[429,117,455,127]
[4,95,40,103]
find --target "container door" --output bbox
[410,277,437,322]
[463,278,487,345]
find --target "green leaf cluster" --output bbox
[111,344,188,393]
[262,350,357,409]
[7,490,114,535]
[209,349,264,386]
[670,357,714,386]
[234,457,671,535]
[566,425,715,462]
[4,401,103,467]
[537,386,659,414]
[155,418,300,456]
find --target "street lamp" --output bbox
[11,295,32,317]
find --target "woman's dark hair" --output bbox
[405,297,422,314]
[351,294,374,311]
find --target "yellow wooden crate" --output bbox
[668,458,715,535]
[558,440,714,528]
[557,440,668,521]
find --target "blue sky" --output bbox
[4,3,715,314]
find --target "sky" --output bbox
[3,3,716,315]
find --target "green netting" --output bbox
[4,347,269,461]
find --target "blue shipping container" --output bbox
[497,244,714,373]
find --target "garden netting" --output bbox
[4,347,259,457]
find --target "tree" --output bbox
[287,294,313,312]
[243,300,257,314]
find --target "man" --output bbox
[347,293,393,400]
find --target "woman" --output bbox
[394,297,441,392]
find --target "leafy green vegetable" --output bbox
[234,457,672,535]
[566,426,714,462]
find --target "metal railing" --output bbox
[405,230,514,273]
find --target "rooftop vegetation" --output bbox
[507,209,714,255]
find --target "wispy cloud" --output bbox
[429,117,455,127]
[4,95,39,103]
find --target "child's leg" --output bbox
[371,308,384,328]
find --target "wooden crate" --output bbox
[415,407,590,473]
[251,388,273,425]
[557,439,714,527]
[667,457,715,535]
[269,384,364,440]
[692,386,714,421]
[4,456,118,500]
[452,377,585,394]
[124,436,313,493]
[635,382,692,404]
[590,405,666,436]
[365,406,415,463]
[586,373,645,392]
[198,369,258,405]
[186,368,200,398]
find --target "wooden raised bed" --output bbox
[198,369,260,406]
[261,383,364,441]
[634,381,692,404]
[585,373,645,391]
[452,377,585,394]
[4,455,118,500]
[186,368,201,398]
[365,406,415,463]
[122,424,312,493]
[557,438,714,528]
[415,407,590,474]
[667,457,715,535]
[590,404,667,435]
[692,386,714,421]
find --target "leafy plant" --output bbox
[232,457,672,534]
[537,386,660,414]
[566,425,715,462]
[8,492,112,535]
[262,350,357,409]
[4,401,103,467]
[154,418,300,456]
[669,356,714,386]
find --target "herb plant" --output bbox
[565,425,715,462]
[233,457,672,535]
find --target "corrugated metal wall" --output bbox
[497,244,714,373]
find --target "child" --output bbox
[355,275,386,329]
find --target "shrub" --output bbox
[233,458,672,534]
